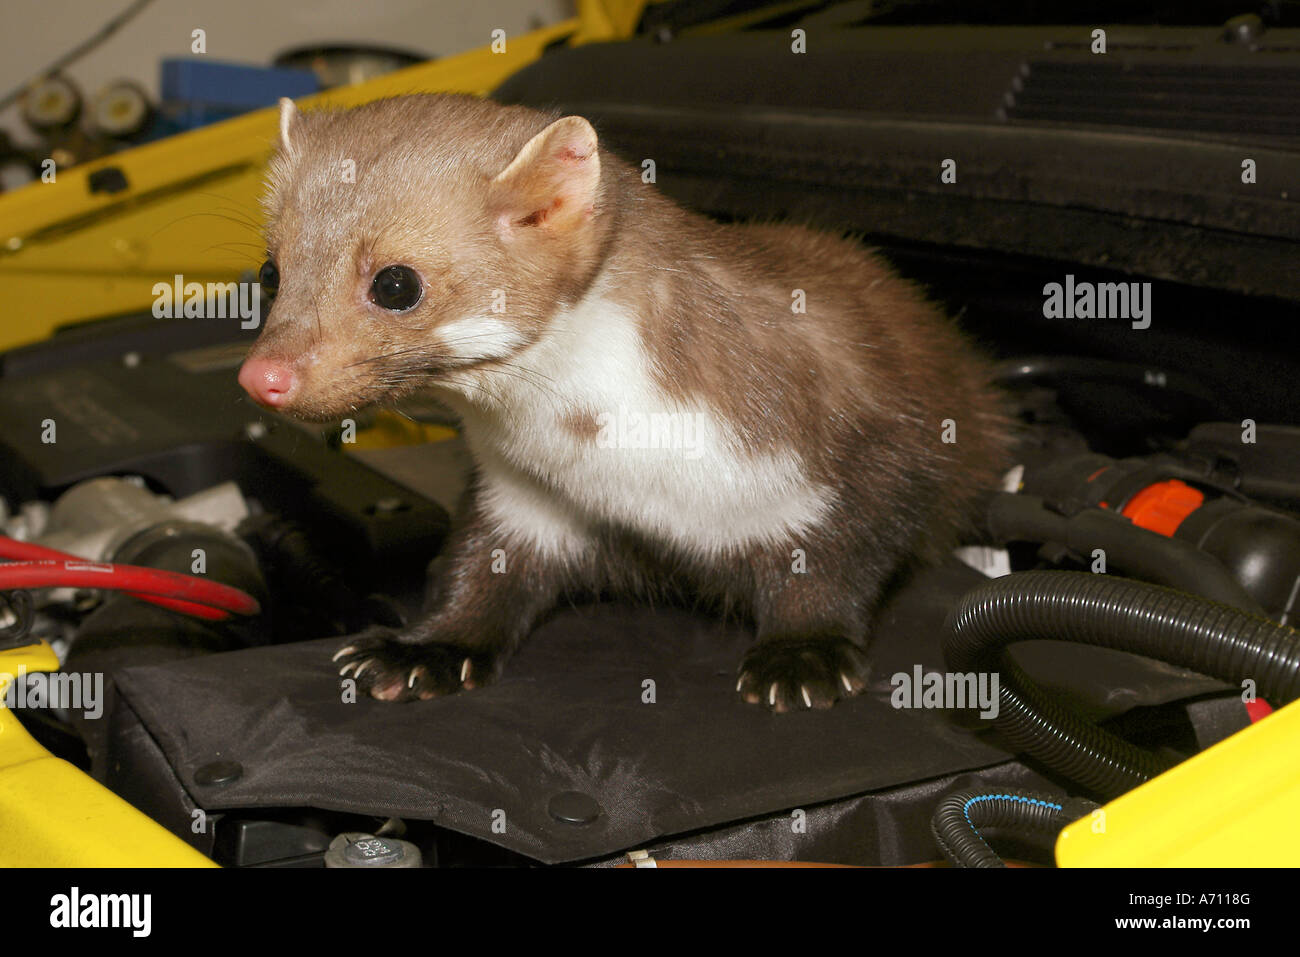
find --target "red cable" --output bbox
[0,535,232,619]
[125,594,232,620]
[0,560,260,614]
[0,557,260,617]
[0,537,86,563]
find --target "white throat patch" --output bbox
[435,288,834,559]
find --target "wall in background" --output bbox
[0,0,573,146]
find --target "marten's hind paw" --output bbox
[736,635,869,713]
[333,629,499,702]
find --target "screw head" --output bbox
[547,791,601,825]
[194,760,243,786]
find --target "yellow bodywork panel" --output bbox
[0,1,648,351]
[1056,697,1300,866]
[347,411,457,450]
[0,642,216,866]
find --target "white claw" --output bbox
[768,683,778,707]
[460,658,471,683]
[840,672,853,693]
[339,662,358,677]
[736,674,747,693]
[332,646,356,662]
[408,666,425,689]
[354,660,372,679]
[801,685,812,709]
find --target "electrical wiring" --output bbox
[0,534,235,619]
[0,560,260,616]
[0,538,260,620]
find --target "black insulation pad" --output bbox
[110,562,1221,864]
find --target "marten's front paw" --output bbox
[736,635,870,713]
[333,629,499,702]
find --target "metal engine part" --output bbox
[29,477,249,562]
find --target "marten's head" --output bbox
[239,95,609,420]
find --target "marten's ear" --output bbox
[490,116,600,235]
[277,97,301,161]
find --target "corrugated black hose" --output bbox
[931,789,1100,868]
[943,571,1300,798]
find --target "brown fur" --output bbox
[249,94,1016,712]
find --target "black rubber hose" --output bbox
[992,356,1220,421]
[943,571,1300,797]
[986,493,1265,616]
[931,789,1100,868]
[238,514,389,635]
[0,589,34,646]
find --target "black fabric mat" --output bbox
[110,562,1223,864]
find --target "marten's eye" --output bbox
[258,259,279,297]
[371,265,422,312]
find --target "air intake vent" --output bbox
[1003,60,1300,139]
